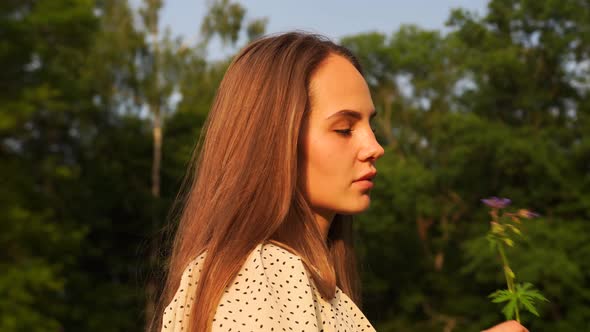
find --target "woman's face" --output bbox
[299,54,385,217]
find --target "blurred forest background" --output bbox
[2,0,589,331]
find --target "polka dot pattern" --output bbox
[162,242,376,331]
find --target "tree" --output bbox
[0,0,98,330]
[343,1,590,331]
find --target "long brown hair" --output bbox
[152,32,365,332]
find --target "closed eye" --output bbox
[335,129,352,136]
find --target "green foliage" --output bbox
[246,17,268,42]
[200,0,246,46]
[1,0,263,330]
[348,1,590,331]
[489,283,548,320]
[0,0,98,330]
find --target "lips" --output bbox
[354,170,377,182]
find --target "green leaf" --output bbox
[489,289,512,303]
[501,298,517,320]
[513,283,549,318]
[520,296,540,317]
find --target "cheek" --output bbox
[308,136,331,171]
[304,134,349,191]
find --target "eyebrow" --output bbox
[326,109,377,120]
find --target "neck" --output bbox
[312,209,335,243]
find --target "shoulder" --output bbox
[257,241,308,271]
[162,242,317,331]
[162,242,377,331]
[219,241,313,296]
[254,241,317,291]
[170,241,308,295]
[212,242,320,330]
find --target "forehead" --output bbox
[309,54,373,116]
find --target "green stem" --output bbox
[498,245,513,291]
[498,244,520,322]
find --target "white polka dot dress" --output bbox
[162,242,376,331]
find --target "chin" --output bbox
[340,196,371,215]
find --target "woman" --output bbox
[153,32,528,332]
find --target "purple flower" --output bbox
[481,197,511,209]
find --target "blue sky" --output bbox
[157,0,489,59]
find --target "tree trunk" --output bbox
[145,10,162,326]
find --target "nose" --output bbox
[359,131,385,162]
